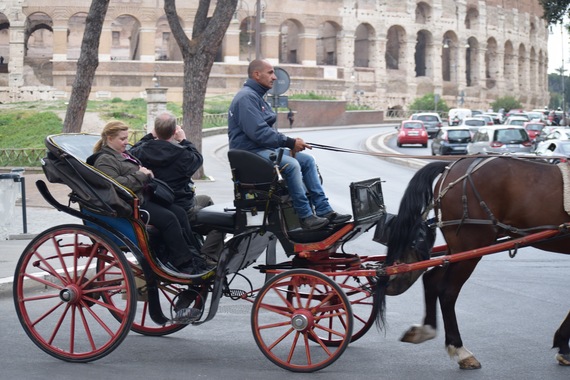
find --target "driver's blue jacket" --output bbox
[228,78,296,152]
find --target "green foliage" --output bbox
[408,93,449,113]
[290,92,336,101]
[0,111,63,148]
[538,0,570,24]
[490,96,523,113]
[110,97,123,103]
[346,103,372,110]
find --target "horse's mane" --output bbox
[386,161,448,265]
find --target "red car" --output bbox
[524,121,545,141]
[397,120,428,147]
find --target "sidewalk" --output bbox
[0,125,402,297]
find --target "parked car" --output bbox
[467,125,533,155]
[523,121,545,141]
[539,127,570,141]
[431,127,472,155]
[410,112,443,138]
[482,112,503,124]
[534,139,570,163]
[503,115,529,126]
[396,120,428,147]
[448,108,472,126]
[457,117,487,135]
[526,111,548,125]
[476,114,494,126]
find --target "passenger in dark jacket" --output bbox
[130,112,224,263]
[88,120,209,275]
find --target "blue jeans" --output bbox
[255,149,333,219]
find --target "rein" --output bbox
[307,142,566,161]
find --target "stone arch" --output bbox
[110,14,141,61]
[442,31,458,82]
[529,47,537,92]
[386,25,405,70]
[415,2,432,24]
[466,36,479,87]
[504,40,516,92]
[316,21,340,66]
[354,23,373,68]
[67,13,87,60]
[279,19,303,64]
[415,30,433,77]
[25,12,53,59]
[465,7,479,30]
[0,13,9,66]
[485,37,499,89]
[239,16,256,62]
[155,15,183,61]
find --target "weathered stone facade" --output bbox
[0,0,550,110]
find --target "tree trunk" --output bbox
[62,0,111,133]
[164,0,238,179]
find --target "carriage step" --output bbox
[172,307,201,324]
[224,288,247,300]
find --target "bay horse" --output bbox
[376,156,570,369]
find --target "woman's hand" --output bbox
[139,166,154,178]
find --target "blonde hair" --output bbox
[93,121,129,152]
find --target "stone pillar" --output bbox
[139,27,156,62]
[299,29,317,66]
[8,23,25,88]
[99,26,112,61]
[260,25,279,62]
[52,24,68,61]
[224,21,240,63]
[146,87,168,132]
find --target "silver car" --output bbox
[410,112,442,138]
[467,126,533,155]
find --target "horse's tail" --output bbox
[375,160,448,330]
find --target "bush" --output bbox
[490,96,522,113]
[408,93,449,113]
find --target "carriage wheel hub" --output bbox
[291,309,314,332]
[59,285,80,304]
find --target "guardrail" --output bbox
[0,148,46,168]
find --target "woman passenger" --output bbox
[88,121,208,275]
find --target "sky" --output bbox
[548,22,569,74]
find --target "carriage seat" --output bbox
[227,149,276,186]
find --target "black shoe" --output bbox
[172,260,194,275]
[300,215,329,230]
[321,211,351,224]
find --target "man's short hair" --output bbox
[154,112,177,140]
[248,59,266,78]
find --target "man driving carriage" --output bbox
[228,59,351,230]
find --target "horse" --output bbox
[376,156,570,369]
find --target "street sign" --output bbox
[267,67,290,96]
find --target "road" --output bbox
[3,126,569,379]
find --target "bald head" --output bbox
[154,112,177,140]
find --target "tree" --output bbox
[408,93,449,113]
[539,0,570,24]
[62,0,111,133]
[490,96,522,114]
[164,0,239,179]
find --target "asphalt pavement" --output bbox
[0,125,399,297]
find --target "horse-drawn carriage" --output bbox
[12,134,570,372]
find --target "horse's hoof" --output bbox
[400,324,436,344]
[458,356,482,370]
[556,353,570,366]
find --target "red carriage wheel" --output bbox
[311,273,377,346]
[251,269,353,372]
[13,225,136,362]
[98,259,190,336]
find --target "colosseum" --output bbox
[0,0,551,111]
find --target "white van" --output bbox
[448,108,472,126]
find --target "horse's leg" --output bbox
[400,267,442,343]
[554,311,570,366]
[439,258,482,370]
